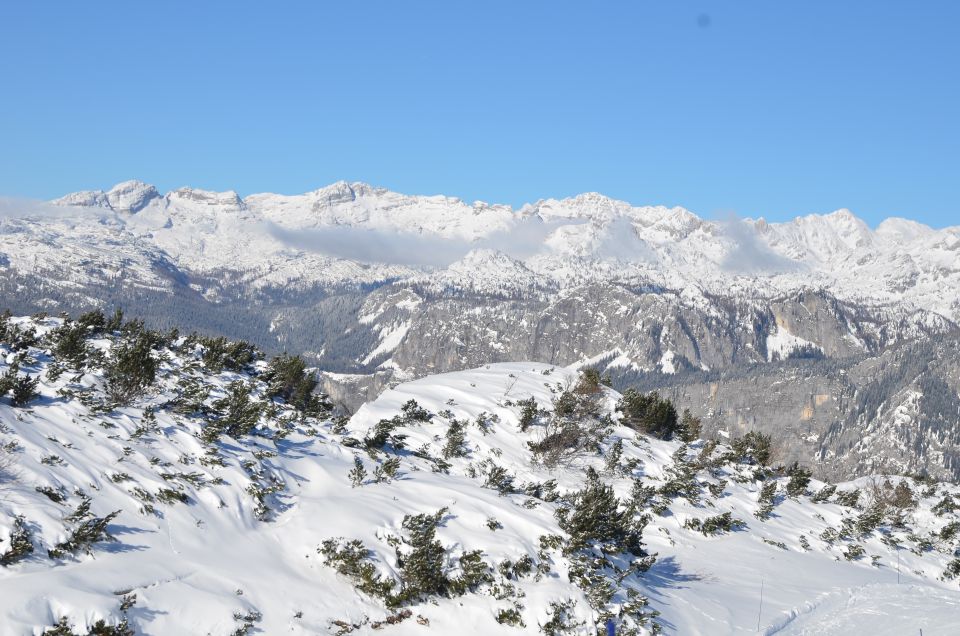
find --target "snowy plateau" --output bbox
[0,315,958,634]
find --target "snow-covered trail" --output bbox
[767,583,960,635]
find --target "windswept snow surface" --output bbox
[0,318,958,634]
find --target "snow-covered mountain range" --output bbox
[26,180,960,322]
[1,181,959,481]
[1,314,959,635]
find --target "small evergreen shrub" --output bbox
[104,332,159,405]
[11,375,39,407]
[811,484,837,503]
[728,431,772,466]
[208,381,262,440]
[755,481,778,520]
[559,468,645,555]
[684,512,746,536]
[0,516,34,566]
[615,389,679,440]
[516,397,542,432]
[262,354,330,415]
[349,457,367,487]
[678,409,702,443]
[943,558,960,581]
[834,488,861,508]
[933,493,957,516]
[442,419,468,459]
[400,399,431,423]
[496,607,525,627]
[785,463,812,497]
[373,457,401,483]
[539,599,585,635]
[48,510,121,559]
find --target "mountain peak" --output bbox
[54,179,160,213]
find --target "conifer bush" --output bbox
[615,390,679,440]
[539,599,585,635]
[516,397,542,432]
[728,431,772,466]
[209,381,262,440]
[262,354,330,416]
[199,336,259,373]
[756,481,778,520]
[785,463,812,497]
[933,493,957,516]
[678,409,702,442]
[11,374,39,407]
[394,507,450,602]
[943,558,960,581]
[559,468,645,555]
[400,399,431,422]
[48,509,121,559]
[104,331,159,405]
[442,419,468,459]
[373,457,401,483]
[684,512,746,536]
[50,320,92,371]
[811,484,837,503]
[0,516,34,566]
[349,457,367,487]
[319,538,396,600]
[834,488,861,508]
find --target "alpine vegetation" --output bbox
[0,313,959,634]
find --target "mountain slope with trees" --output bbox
[0,313,958,634]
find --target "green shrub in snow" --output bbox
[785,463,812,497]
[684,512,746,536]
[811,484,837,503]
[0,516,34,566]
[348,457,367,487]
[756,481,778,520]
[48,509,121,559]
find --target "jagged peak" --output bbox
[449,247,530,270]
[54,179,160,213]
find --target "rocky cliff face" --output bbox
[623,335,960,481]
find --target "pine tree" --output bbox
[211,381,262,439]
[442,419,468,459]
[615,390,679,440]
[349,457,367,487]
[50,320,91,371]
[678,409,702,442]
[560,468,644,554]
[517,397,540,432]
[104,332,158,405]
[0,516,34,566]
[262,354,330,416]
[785,463,812,497]
[755,481,777,520]
[397,508,450,600]
[11,375,39,407]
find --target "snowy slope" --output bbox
[1,315,959,635]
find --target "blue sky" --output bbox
[1,1,957,227]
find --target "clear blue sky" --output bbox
[1,1,957,226]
